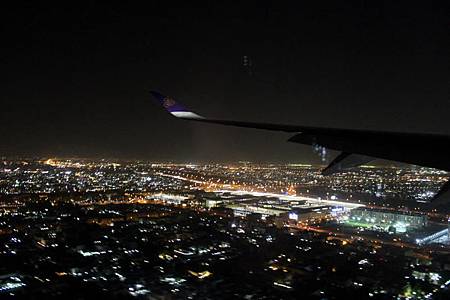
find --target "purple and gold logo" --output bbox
[163,97,176,109]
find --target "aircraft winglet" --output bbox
[150,91,204,120]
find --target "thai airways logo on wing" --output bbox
[163,97,176,109]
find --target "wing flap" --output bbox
[430,180,450,207]
[321,152,375,176]
[288,132,450,172]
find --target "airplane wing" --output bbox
[151,91,450,203]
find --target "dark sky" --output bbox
[1,2,448,163]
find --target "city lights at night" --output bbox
[1,1,449,299]
[0,159,449,298]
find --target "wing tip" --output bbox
[150,91,204,119]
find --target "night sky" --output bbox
[1,2,448,163]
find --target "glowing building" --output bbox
[349,208,427,233]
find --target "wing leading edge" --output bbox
[150,91,450,204]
